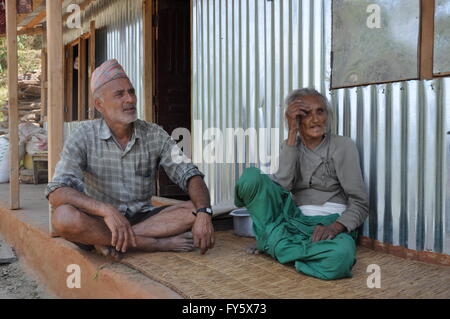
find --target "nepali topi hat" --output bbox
[91,59,129,94]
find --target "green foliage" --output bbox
[0,38,6,74]
[0,35,42,99]
[0,86,7,110]
[0,35,42,74]
[17,48,41,74]
[0,85,8,106]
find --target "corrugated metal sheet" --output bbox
[192,0,450,254]
[63,0,145,119]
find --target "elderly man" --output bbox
[46,59,214,257]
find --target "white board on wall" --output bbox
[331,0,420,89]
[434,0,450,76]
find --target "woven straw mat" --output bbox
[120,231,450,299]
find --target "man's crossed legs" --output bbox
[52,201,197,257]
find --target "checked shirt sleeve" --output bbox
[157,127,204,192]
[45,127,87,199]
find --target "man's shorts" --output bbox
[73,205,171,251]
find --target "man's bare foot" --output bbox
[94,245,123,261]
[157,232,194,252]
[245,243,263,255]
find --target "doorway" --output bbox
[153,0,191,200]
[64,37,90,122]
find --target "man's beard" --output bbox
[123,103,138,123]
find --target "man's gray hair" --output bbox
[93,88,104,102]
[284,88,333,133]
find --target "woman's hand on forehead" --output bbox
[290,100,311,115]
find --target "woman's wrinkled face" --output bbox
[296,95,328,140]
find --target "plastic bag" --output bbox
[0,137,9,183]
[19,122,43,141]
[25,133,48,155]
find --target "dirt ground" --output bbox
[0,237,54,299]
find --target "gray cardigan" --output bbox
[272,134,369,232]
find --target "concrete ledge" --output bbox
[0,201,182,299]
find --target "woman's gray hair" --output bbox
[284,88,334,133]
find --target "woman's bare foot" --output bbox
[245,243,263,255]
[156,232,194,252]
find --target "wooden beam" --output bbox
[88,20,95,119]
[17,0,45,26]
[17,26,44,36]
[17,14,31,25]
[40,46,47,121]
[6,0,20,210]
[22,0,95,31]
[419,0,435,80]
[67,37,81,47]
[40,32,47,122]
[0,26,44,38]
[22,8,46,29]
[143,0,154,122]
[47,0,64,234]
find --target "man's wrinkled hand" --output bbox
[192,213,215,255]
[101,204,137,253]
[311,222,346,242]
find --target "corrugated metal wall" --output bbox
[63,0,145,119]
[192,0,450,254]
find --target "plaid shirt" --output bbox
[45,119,203,217]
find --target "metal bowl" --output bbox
[229,208,255,237]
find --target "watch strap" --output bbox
[192,207,213,216]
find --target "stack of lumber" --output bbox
[0,70,43,136]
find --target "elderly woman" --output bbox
[234,88,369,280]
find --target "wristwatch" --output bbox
[192,207,213,216]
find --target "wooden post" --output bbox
[88,20,96,120]
[47,0,64,234]
[76,40,81,121]
[190,0,193,142]
[6,0,20,210]
[66,45,74,122]
[419,0,435,80]
[40,32,47,122]
[143,0,154,122]
[78,38,88,120]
